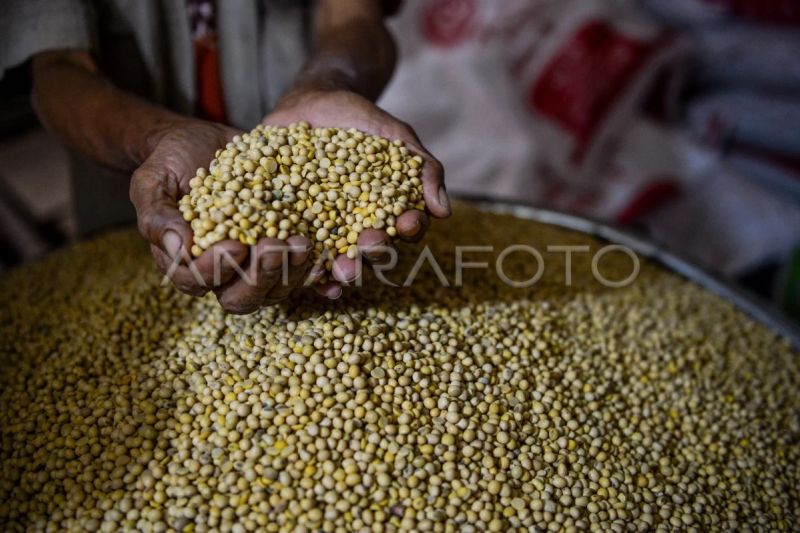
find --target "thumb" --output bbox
[130,163,194,261]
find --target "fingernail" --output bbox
[163,231,182,260]
[333,262,360,284]
[438,185,451,215]
[330,287,343,300]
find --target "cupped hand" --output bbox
[262,89,451,295]
[130,119,314,314]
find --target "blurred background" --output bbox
[0,0,798,319]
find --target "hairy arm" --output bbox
[31,50,185,171]
[291,0,398,100]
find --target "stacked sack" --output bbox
[638,0,800,317]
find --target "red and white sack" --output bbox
[513,0,689,184]
[380,0,559,203]
[382,0,688,196]
[533,118,712,222]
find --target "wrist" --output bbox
[274,85,367,117]
[131,114,199,164]
[292,71,359,95]
[285,61,376,105]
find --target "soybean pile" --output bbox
[1,204,798,532]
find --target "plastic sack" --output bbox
[514,0,688,183]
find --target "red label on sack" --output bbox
[421,0,477,48]
[528,21,666,164]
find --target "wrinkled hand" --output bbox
[262,89,451,298]
[130,119,315,313]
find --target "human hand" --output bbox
[130,119,315,313]
[262,89,451,298]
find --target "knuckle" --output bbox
[428,158,444,175]
[175,281,206,297]
[260,253,284,273]
[150,246,168,269]
[398,122,416,138]
[128,177,139,204]
[219,298,244,315]
[129,167,153,204]
[217,292,257,315]
[267,286,292,302]
[261,297,284,307]
[138,214,155,241]
[139,213,164,244]
[228,305,256,316]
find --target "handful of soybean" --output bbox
[179,122,426,275]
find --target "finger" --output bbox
[357,229,392,264]
[190,240,250,288]
[313,282,343,300]
[213,239,287,315]
[389,122,450,219]
[262,236,313,303]
[130,164,194,262]
[152,240,249,295]
[394,210,430,243]
[418,155,449,219]
[304,260,343,299]
[287,235,312,267]
[263,270,311,305]
[331,255,362,285]
[150,245,209,297]
[303,260,327,286]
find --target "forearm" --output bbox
[31,50,185,172]
[290,0,397,101]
